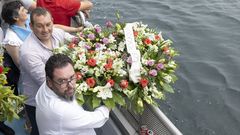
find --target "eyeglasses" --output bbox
[51,76,77,88]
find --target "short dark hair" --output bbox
[1,1,24,25]
[30,7,51,25]
[45,54,74,80]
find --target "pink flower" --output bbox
[88,33,95,40]
[149,69,157,76]
[102,38,109,44]
[95,26,102,33]
[147,60,155,66]
[156,63,164,70]
[105,20,113,28]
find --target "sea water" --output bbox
[90,0,240,135]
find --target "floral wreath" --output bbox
[54,15,179,113]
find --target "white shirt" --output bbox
[20,28,73,106]
[2,28,23,47]
[36,82,110,135]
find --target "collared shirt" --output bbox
[20,28,73,106]
[36,81,109,135]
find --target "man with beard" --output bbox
[35,54,110,135]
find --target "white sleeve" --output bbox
[62,105,110,130]
[2,29,22,47]
[0,28,3,42]
[21,0,34,9]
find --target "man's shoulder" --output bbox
[20,35,40,55]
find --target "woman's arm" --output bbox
[5,45,20,68]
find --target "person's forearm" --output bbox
[54,24,83,33]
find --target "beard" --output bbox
[63,94,74,101]
[51,87,75,101]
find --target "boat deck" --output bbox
[0,118,29,135]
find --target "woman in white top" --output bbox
[1,1,30,67]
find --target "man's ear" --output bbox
[46,77,53,88]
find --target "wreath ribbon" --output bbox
[124,23,141,83]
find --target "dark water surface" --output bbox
[90,0,240,135]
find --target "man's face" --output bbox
[30,13,53,42]
[48,63,76,101]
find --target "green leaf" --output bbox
[170,74,178,82]
[103,99,115,109]
[162,83,174,93]
[92,97,101,109]
[76,93,84,105]
[113,92,125,106]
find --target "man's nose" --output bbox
[43,26,48,32]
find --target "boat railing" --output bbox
[97,103,182,135]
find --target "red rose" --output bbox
[87,58,97,67]
[104,63,112,70]
[86,77,96,88]
[0,66,4,74]
[107,58,113,64]
[139,78,149,88]
[68,43,76,49]
[155,35,161,40]
[144,38,152,45]
[134,31,138,37]
[75,72,82,80]
[107,79,115,87]
[119,80,128,89]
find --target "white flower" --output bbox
[95,83,113,100]
[119,69,127,76]
[141,58,148,65]
[112,58,124,74]
[148,45,158,52]
[118,41,125,52]
[140,67,148,75]
[148,33,155,41]
[79,82,89,92]
[163,75,172,83]
[86,68,94,75]
[168,61,177,68]
[54,45,68,53]
[108,34,116,43]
